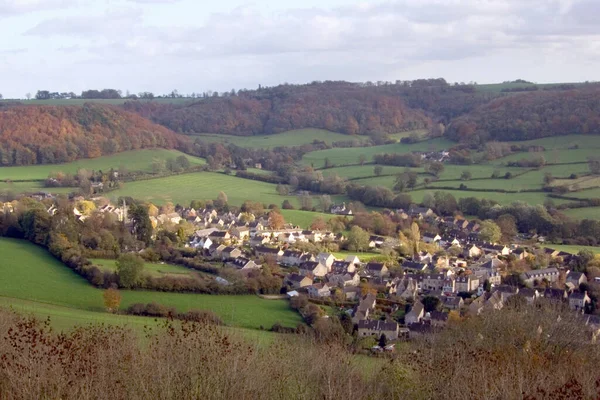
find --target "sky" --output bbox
[1,0,599,98]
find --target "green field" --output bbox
[0,149,205,181]
[192,129,368,148]
[321,165,426,180]
[301,138,454,168]
[91,259,196,278]
[546,244,600,255]
[0,181,73,195]
[108,171,350,213]
[561,207,600,221]
[0,238,302,330]
[503,134,600,150]
[408,189,567,206]
[494,148,598,165]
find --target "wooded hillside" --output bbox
[0,104,181,166]
[446,85,600,143]
[124,82,434,136]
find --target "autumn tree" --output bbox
[374,166,383,176]
[311,217,327,231]
[497,214,517,241]
[268,210,285,229]
[103,287,121,312]
[460,170,472,181]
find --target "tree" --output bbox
[589,157,600,175]
[460,170,472,181]
[433,191,458,215]
[159,202,175,215]
[147,203,159,217]
[428,161,445,177]
[130,204,153,245]
[497,214,517,241]
[103,287,121,312]
[359,155,367,166]
[116,253,145,288]
[311,217,327,231]
[543,172,554,185]
[282,200,294,210]
[346,226,370,252]
[410,222,421,254]
[422,296,441,312]
[319,195,332,213]
[214,191,228,209]
[374,166,383,176]
[479,220,502,243]
[268,210,285,229]
[378,334,387,348]
[299,194,312,211]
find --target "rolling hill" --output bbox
[0,103,183,166]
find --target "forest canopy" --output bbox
[0,104,182,166]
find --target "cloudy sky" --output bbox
[1,0,599,98]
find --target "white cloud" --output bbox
[1,0,600,98]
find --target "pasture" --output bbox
[301,138,454,168]
[108,171,295,207]
[0,238,302,330]
[321,165,425,180]
[493,148,597,165]
[546,244,600,255]
[0,149,205,181]
[407,189,567,206]
[561,207,600,221]
[91,259,196,278]
[280,209,349,229]
[193,129,367,148]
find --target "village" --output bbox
[3,193,600,349]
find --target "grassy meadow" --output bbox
[280,209,350,228]
[91,259,196,278]
[301,138,454,168]
[0,238,302,330]
[192,129,368,148]
[0,149,205,181]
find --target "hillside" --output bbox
[0,104,182,166]
[124,82,434,136]
[446,84,600,143]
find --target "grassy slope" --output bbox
[280,209,348,229]
[546,244,600,255]
[91,259,195,277]
[108,171,350,212]
[301,138,454,168]
[0,238,302,330]
[0,149,205,181]
[562,207,600,220]
[192,129,368,148]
